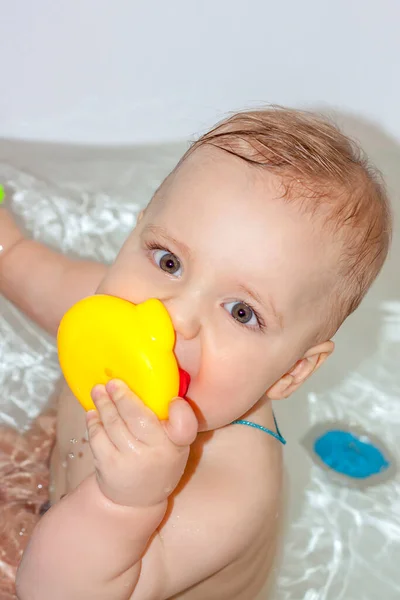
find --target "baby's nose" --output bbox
[163,295,201,341]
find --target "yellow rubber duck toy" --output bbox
[57,296,190,420]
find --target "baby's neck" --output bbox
[241,394,273,424]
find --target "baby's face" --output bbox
[98,147,335,430]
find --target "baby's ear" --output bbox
[266,340,334,400]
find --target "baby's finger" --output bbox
[91,384,136,451]
[86,410,115,461]
[164,398,198,447]
[105,380,165,446]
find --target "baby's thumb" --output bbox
[164,398,198,447]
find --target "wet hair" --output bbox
[181,107,392,336]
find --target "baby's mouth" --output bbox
[178,368,191,398]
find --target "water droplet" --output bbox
[68,452,75,459]
[127,439,136,451]
[70,438,78,444]
[62,461,67,468]
[37,483,43,489]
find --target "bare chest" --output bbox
[50,382,95,501]
[169,524,278,600]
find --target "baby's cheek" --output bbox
[199,358,254,403]
[215,355,270,404]
[97,263,157,304]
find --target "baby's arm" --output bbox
[16,381,271,600]
[16,381,197,600]
[0,204,106,336]
[17,474,165,600]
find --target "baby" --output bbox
[0,107,391,599]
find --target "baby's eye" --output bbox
[153,249,182,277]
[224,301,258,327]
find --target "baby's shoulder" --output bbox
[169,421,283,544]
[203,421,284,510]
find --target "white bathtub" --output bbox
[1,112,399,598]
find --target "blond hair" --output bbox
[182,107,391,335]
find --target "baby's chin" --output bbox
[182,393,235,433]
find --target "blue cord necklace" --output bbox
[232,413,286,445]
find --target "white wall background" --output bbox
[0,0,399,144]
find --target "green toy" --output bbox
[0,185,4,204]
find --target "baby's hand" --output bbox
[86,380,198,508]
